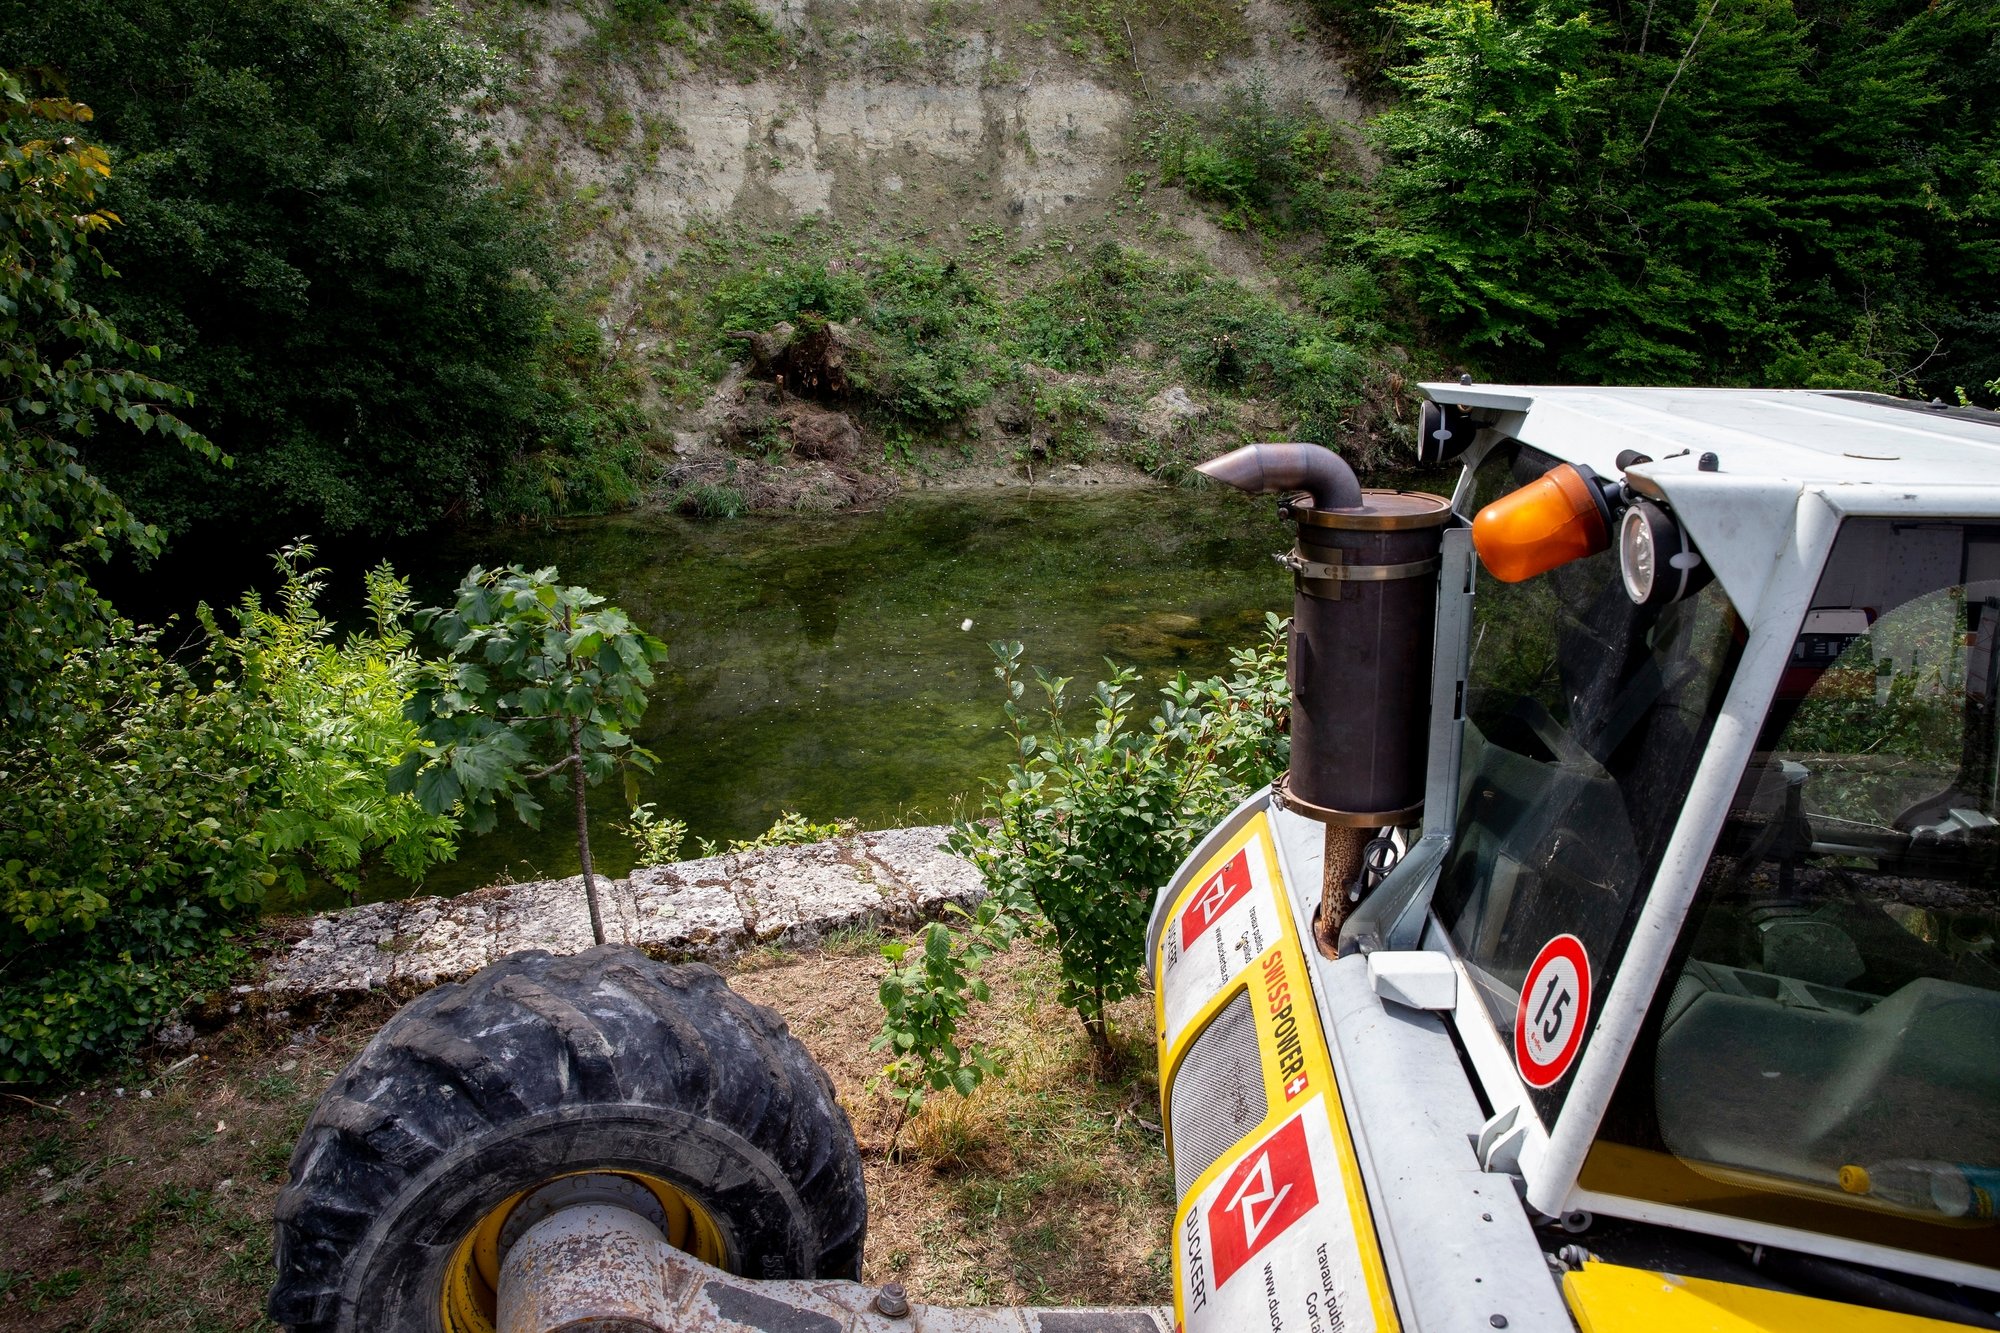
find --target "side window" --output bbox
[1434,443,1742,1120]
[1588,520,2000,1267]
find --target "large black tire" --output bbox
[268,944,866,1333]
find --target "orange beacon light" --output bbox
[1471,462,1615,583]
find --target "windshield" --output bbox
[1586,519,2000,1271]
[1433,442,1744,1121]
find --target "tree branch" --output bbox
[1895,326,1946,384]
[526,754,577,781]
[1638,0,1722,157]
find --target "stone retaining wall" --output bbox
[265,826,983,1000]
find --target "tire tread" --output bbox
[268,945,865,1332]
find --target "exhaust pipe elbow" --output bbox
[1194,442,1363,511]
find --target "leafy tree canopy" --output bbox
[0,72,220,723]
[1362,0,2000,397]
[395,566,670,944]
[1,0,579,537]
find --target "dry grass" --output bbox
[0,934,1171,1329]
[0,997,402,1332]
[734,935,1174,1306]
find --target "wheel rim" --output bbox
[439,1170,729,1332]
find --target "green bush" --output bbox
[674,481,749,518]
[0,80,269,1085]
[601,0,695,47]
[394,564,670,946]
[0,542,470,1084]
[0,630,268,1083]
[1028,380,1106,461]
[1,909,252,1087]
[1359,0,2000,397]
[493,304,653,526]
[730,811,861,850]
[714,0,787,72]
[0,75,221,726]
[714,249,999,424]
[3,0,615,537]
[714,262,868,331]
[1146,82,1358,235]
[863,249,1001,422]
[1011,242,1145,372]
[620,802,691,864]
[202,543,461,904]
[872,897,1024,1124]
[945,617,1290,1065]
[1132,267,1376,464]
[695,223,1397,472]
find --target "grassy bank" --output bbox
[0,932,1171,1329]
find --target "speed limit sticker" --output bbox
[1514,934,1591,1088]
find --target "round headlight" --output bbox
[1619,501,1705,606]
[1619,504,1659,603]
[1417,401,1477,466]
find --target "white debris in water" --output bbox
[960,618,973,631]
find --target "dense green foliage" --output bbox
[395,566,670,943]
[0,79,464,1084]
[0,628,265,1083]
[0,75,221,724]
[2,78,237,1083]
[1190,0,1999,399]
[0,551,458,1084]
[3,0,645,538]
[713,247,1003,425]
[693,227,1398,475]
[619,802,692,864]
[201,544,460,903]
[944,619,1290,1061]
[1147,81,1363,238]
[728,810,861,851]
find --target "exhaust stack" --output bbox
[1194,441,1365,512]
[1199,442,1451,955]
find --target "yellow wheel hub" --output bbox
[439,1170,727,1333]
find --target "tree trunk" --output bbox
[1081,994,1114,1074]
[570,725,605,947]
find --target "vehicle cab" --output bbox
[1150,386,2000,1332]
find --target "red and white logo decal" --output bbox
[1514,933,1591,1089]
[1179,850,1252,943]
[1207,1115,1319,1288]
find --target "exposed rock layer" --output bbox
[266,826,982,1000]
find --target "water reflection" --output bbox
[306,486,1310,904]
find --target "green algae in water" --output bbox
[349,486,1294,904]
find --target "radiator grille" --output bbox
[1167,991,1267,1197]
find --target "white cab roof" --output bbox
[1418,383,2000,627]
[1418,383,2000,490]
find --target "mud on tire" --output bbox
[268,945,865,1333]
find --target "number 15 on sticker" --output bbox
[1514,934,1591,1089]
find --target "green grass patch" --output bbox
[628,213,1405,477]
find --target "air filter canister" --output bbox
[1277,489,1452,826]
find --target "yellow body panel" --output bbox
[1153,811,1295,1080]
[1156,812,1402,1332]
[1563,1260,1975,1333]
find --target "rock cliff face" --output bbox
[482,0,1362,287]
[466,0,1400,510]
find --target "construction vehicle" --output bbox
[268,384,2000,1331]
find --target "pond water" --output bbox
[316,484,1302,904]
